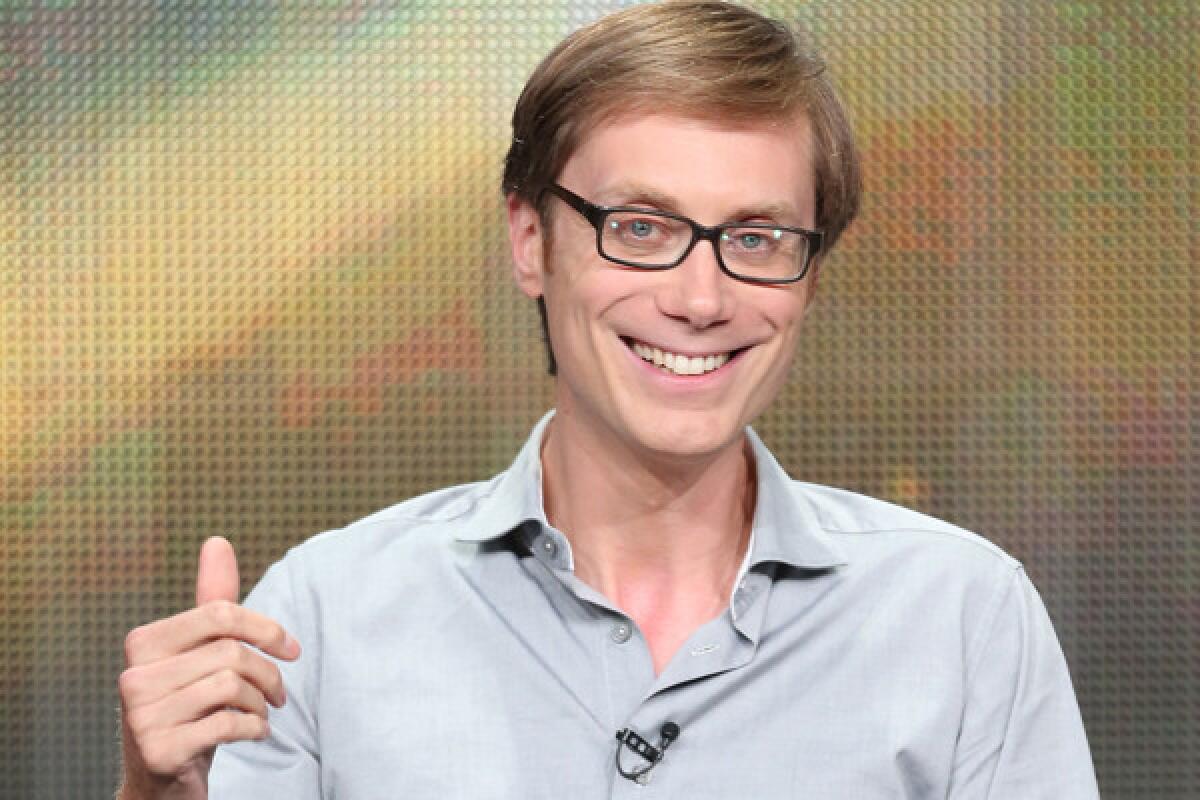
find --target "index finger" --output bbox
[125,601,301,667]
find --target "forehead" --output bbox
[559,112,816,222]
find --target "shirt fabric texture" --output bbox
[211,412,1099,798]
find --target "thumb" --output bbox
[195,536,240,606]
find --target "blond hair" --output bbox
[502,0,861,251]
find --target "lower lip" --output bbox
[623,341,742,387]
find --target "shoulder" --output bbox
[794,480,1021,578]
[783,482,1030,662]
[265,475,507,585]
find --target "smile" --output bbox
[628,339,733,377]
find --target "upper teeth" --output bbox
[631,341,731,376]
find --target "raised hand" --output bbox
[117,537,300,800]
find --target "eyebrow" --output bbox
[596,181,802,226]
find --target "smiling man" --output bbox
[117,3,1099,798]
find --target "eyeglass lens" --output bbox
[601,210,809,281]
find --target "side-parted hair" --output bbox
[501,0,862,374]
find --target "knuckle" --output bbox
[139,741,169,774]
[116,666,141,702]
[214,668,241,699]
[123,625,149,663]
[268,624,288,650]
[206,600,239,630]
[124,706,152,737]
[234,641,256,671]
[218,637,245,665]
[251,714,270,739]
[245,690,267,719]
[214,710,242,742]
[266,663,283,693]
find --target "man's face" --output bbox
[508,112,820,462]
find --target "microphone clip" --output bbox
[615,722,681,785]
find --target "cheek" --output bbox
[545,252,640,323]
[751,290,812,379]
[759,285,813,332]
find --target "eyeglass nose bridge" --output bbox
[670,219,741,280]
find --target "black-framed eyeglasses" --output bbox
[541,183,822,285]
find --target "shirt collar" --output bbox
[455,411,848,571]
[453,411,555,544]
[741,427,848,570]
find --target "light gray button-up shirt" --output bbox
[211,412,1098,798]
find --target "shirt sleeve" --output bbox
[208,555,322,798]
[948,566,1099,799]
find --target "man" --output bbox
[117,2,1099,797]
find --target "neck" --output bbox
[540,408,756,616]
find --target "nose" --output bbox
[657,237,735,329]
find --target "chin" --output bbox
[620,410,745,462]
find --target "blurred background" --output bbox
[2,1,1195,796]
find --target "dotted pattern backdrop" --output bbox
[2,2,1196,797]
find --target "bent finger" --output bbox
[120,638,286,710]
[181,668,270,723]
[137,710,269,777]
[124,667,270,745]
[125,602,300,666]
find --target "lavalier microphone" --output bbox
[614,721,681,784]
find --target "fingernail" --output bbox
[285,634,301,658]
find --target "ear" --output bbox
[789,258,821,320]
[506,193,546,300]
[808,259,821,295]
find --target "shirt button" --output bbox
[539,537,558,559]
[610,621,632,644]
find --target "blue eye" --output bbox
[629,219,654,238]
[724,228,784,253]
[603,211,689,263]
